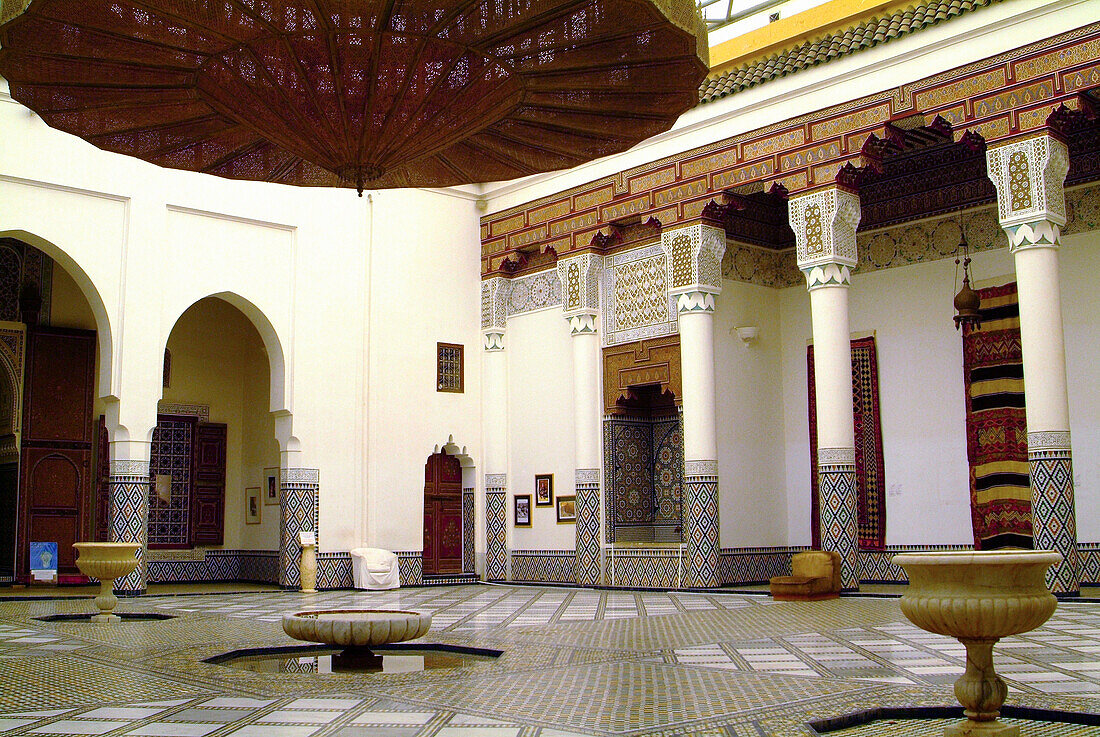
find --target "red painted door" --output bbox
[423,452,463,575]
[18,328,96,581]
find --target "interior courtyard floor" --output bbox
[2,583,1100,736]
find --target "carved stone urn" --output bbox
[73,542,141,622]
[892,550,1061,737]
[283,609,432,670]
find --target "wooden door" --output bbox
[18,328,96,581]
[190,423,226,546]
[423,452,463,575]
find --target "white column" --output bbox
[987,133,1079,594]
[790,186,861,591]
[481,277,510,581]
[661,223,726,588]
[559,253,604,585]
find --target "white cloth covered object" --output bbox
[350,547,400,590]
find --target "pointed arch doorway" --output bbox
[423,451,463,576]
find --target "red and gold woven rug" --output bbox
[962,282,1032,549]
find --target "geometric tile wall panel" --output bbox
[652,417,684,533]
[317,553,353,590]
[396,551,424,586]
[463,489,475,574]
[1030,450,1081,594]
[718,548,809,585]
[109,469,150,594]
[683,476,719,588]
[609,549,683,587]
[575,477,602,585]
[485,490,508,581]
[610,418,653,527]
[146,550,279,583]
[147,417,193,547]
[1080,544,1100,585]
[512,551,576,584]
[818,465,859,590]
[280,469,319,590]
[858,544,973,583]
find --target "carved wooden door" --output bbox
[423,452,462,575]
[190,423,226,546]
[18,328,96,581]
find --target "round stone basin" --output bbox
[282,609,431,652]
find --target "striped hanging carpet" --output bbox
[808,336,887,551]
[962,282,1033,549]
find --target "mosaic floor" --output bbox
[1,584,1099,736]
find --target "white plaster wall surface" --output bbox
[1060,231,1100,541]
[506,307,578,551]
[714,278,787,547]
[365,188,483,555]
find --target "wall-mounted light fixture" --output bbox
[734,326,760,344]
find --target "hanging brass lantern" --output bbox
[953,238,981,331]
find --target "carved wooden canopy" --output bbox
[603,335,682,415]
[0,0,708,191]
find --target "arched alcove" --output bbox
[149,295,283,582]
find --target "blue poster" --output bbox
[30,541,58,581]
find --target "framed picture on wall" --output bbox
[556,495,576,524]
[246,488,262,524]
[535,473,553,506]
[264,467,280,505]
[514,494,532,527]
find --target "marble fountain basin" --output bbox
[73,542,141,622]
[282,609,432,652]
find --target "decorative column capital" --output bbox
[986,133,1069,237]
[790,186,860,280]
[557,252,602,317]
[803,263,852,291]
[480,276,510,334]
[660,222,726,297]
[675,291,716,314]
[482,330,505,351]
[567,312,598,335]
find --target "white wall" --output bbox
[506,306,578,550]
[714,278,788,547]
[364,188,484,554]
[1061,229,1100,542]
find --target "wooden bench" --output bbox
[769,550,842,601]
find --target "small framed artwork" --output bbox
[535,473,553,507]
[246,488,262,524]
[514,494,532,527]
[264,467,280,505]
[556,495,577,524]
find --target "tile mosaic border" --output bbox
[511,550,576,584]
[147,550,279,584]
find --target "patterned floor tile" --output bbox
[2,585,1100,736]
